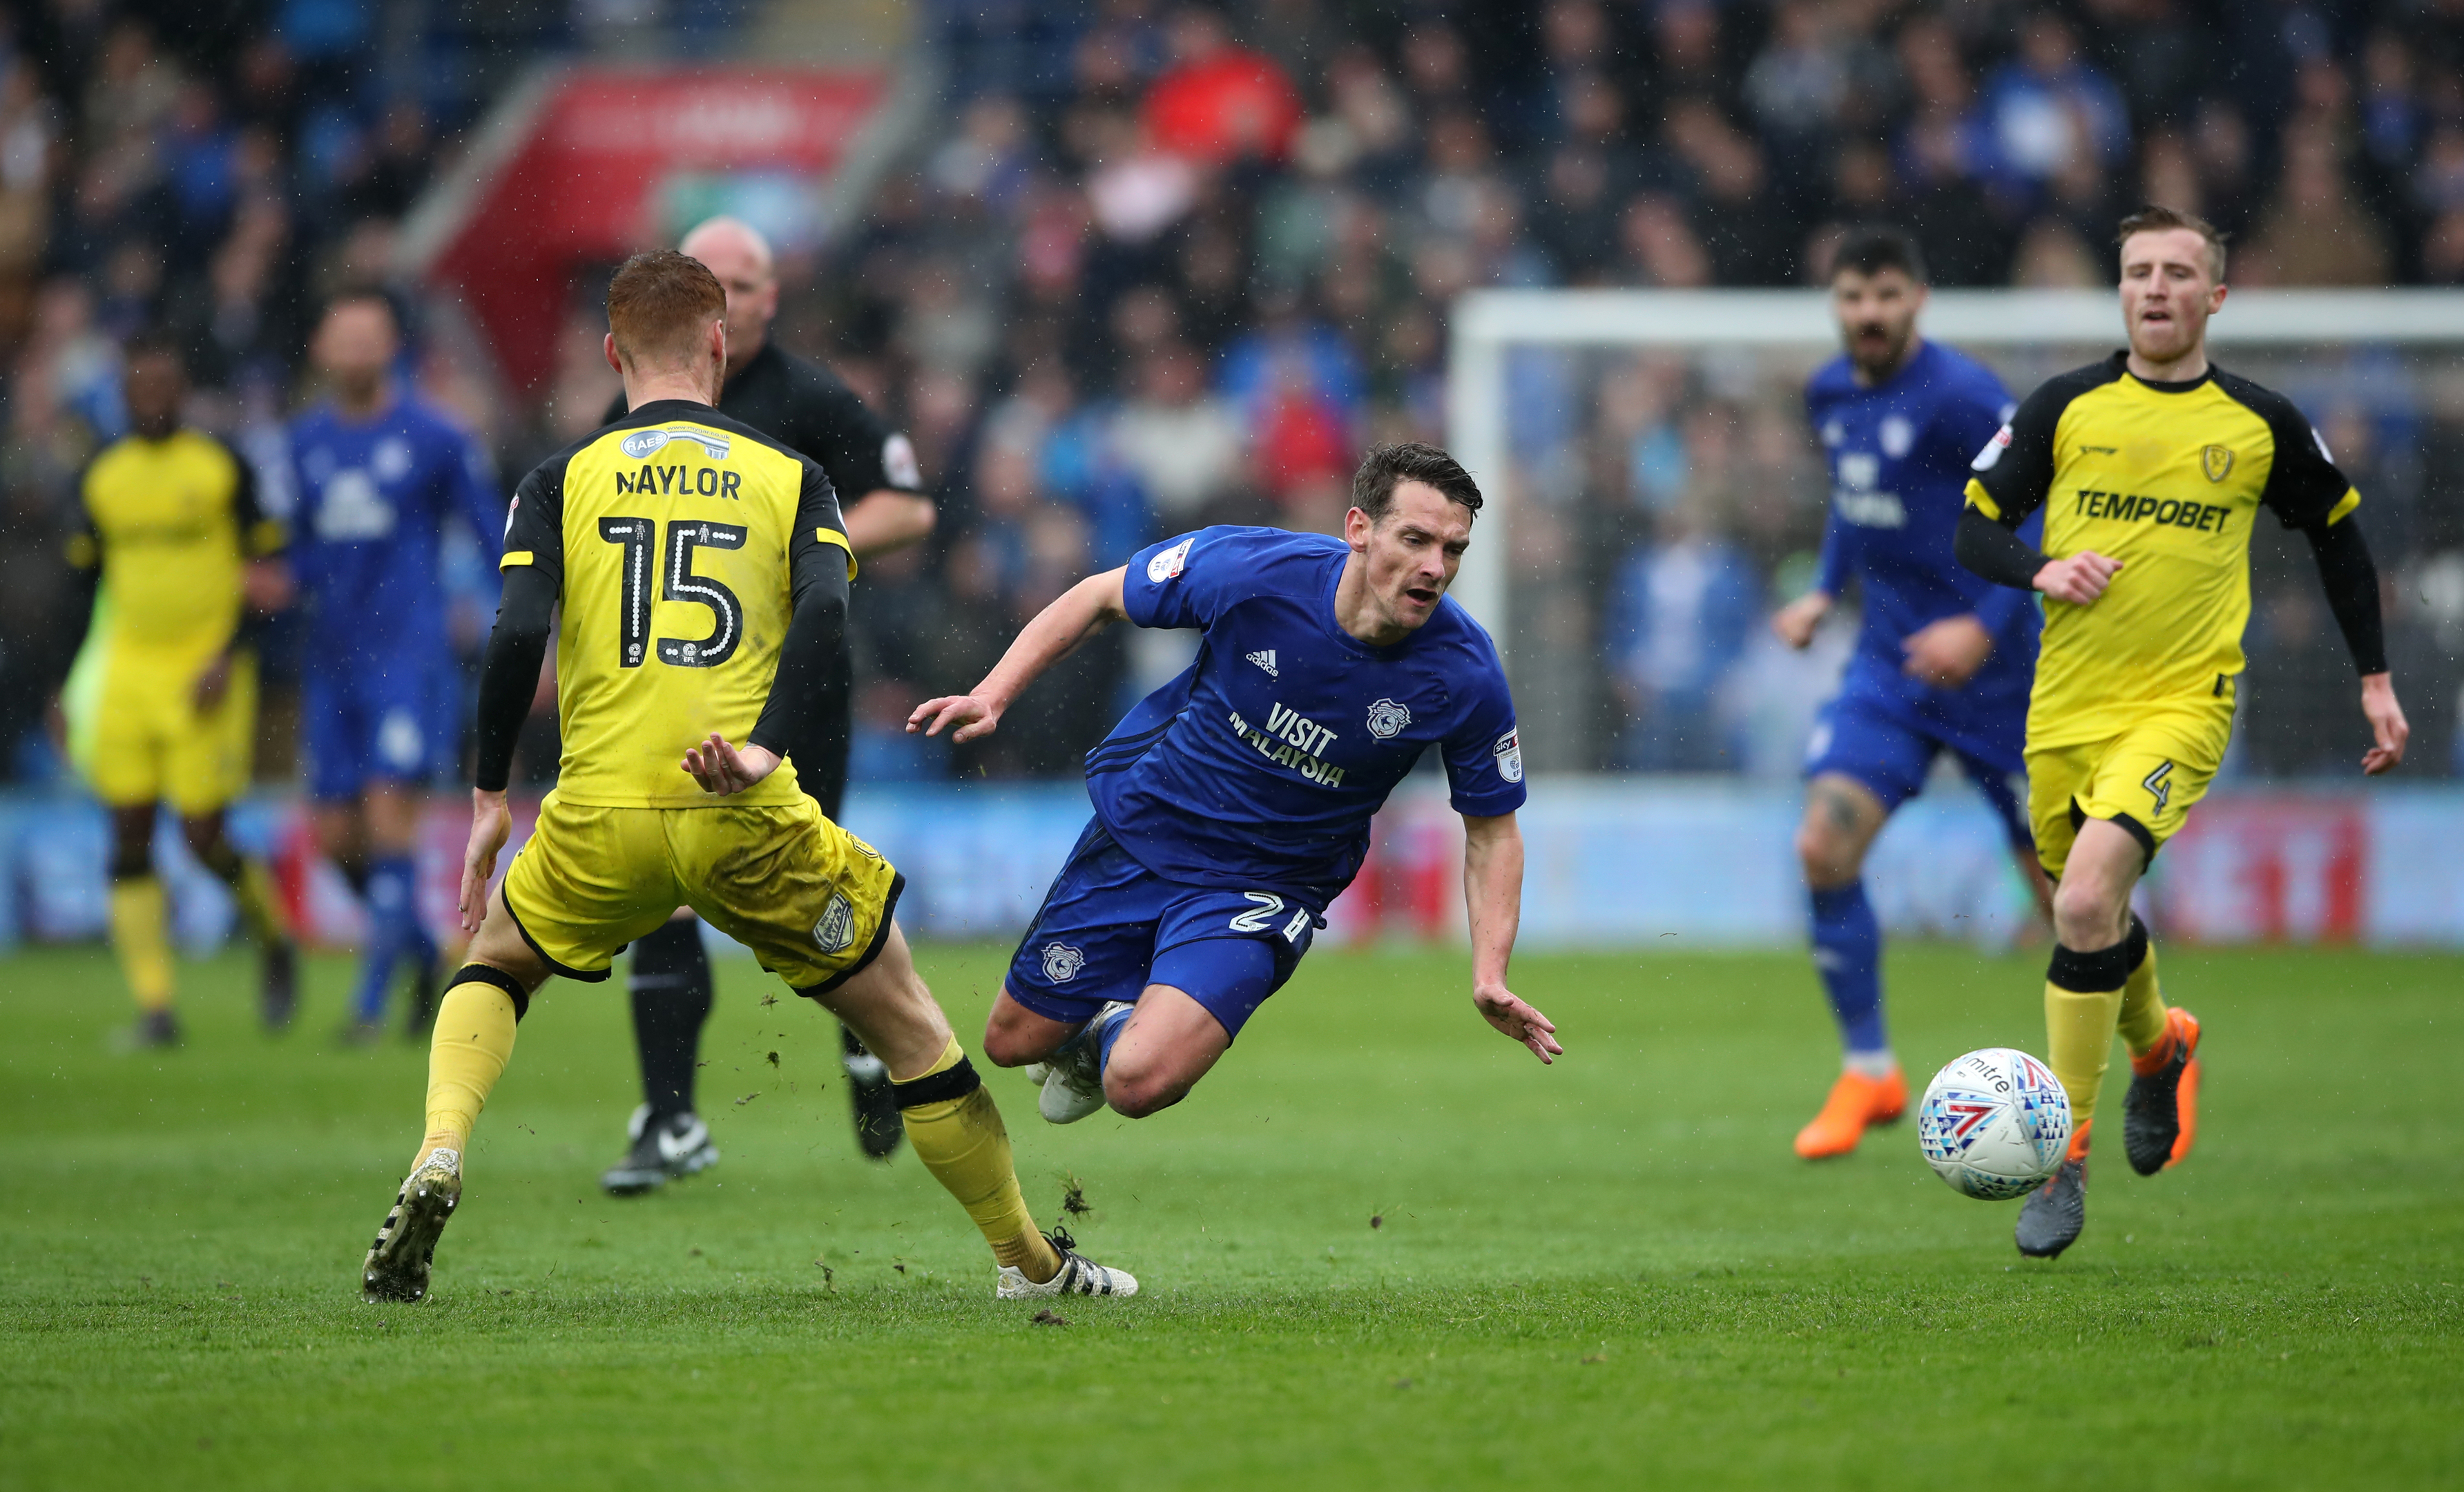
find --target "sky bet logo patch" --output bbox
[620,427,731,461]
[1493,729,1523,783]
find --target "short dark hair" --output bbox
[1351,441,1483,523]
[2117,203,2226,280]
[120,332,186,374]
[1831,225,1927,285]
[320,287,399,332]
[606,249,726,371]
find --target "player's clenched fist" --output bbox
[907,694,1003,743]
[2032,550,2121,606]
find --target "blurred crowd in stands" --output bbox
[8,0,2464,792]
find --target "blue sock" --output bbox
[1810,882,1888,1059]
[1093,1004,1133,1079]
[351,856,421,1022]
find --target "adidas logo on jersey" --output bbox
[1247,649,1278,677]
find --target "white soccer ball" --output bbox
[1917,1048,2072,1201]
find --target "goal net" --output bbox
[1422,288,2464,946]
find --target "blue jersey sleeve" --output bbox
[1440,658,1527,816]
[1813,505,1850,598]
[284,424,324,597]
[1122,526,1260,631]
[450,426,505,563]
[1803,377,1849,598]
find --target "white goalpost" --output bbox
[1445,286,2464,658]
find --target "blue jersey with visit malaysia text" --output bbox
[1806,338,2039,720]
[1088,526,1526,910]
[288,392,502,676]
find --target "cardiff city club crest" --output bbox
[1041,942,1086,982]
[1365,698,1412,740]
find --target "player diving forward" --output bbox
[360,252,1128,1303]
[908,443,1559,1127]
[61,337,298,1044]
[1771,227,2051,1160]
[1957,207,2407,1258]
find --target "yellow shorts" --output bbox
[66,644,256,814]
[2027,704,2233,878]
[501,793,905,993]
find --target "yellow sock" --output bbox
[229,857,289,947]
[108,876,174,1013]
[894,1037,1059,1280]
[2115,917,2168,1058]
[417,975,521,1169]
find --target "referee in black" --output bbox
[598,216,934,1194]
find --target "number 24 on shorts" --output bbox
[1230,892,1313,943]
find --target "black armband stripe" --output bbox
[450,962,535,1022]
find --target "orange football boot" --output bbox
[2123,1007,2202,1175]
[1793,1067,1908,1159]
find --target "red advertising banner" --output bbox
[410,67,890,390]
[2152,794,2368,944]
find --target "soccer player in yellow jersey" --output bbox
[1958,207,2409,1259]
[59,338,297,1046]
[359,252,1130,1303]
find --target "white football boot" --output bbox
[996,1228,1139,1299]
[363,1148,462,1303]
[1038,1001,1133,1125]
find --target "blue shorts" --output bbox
[1005,818,1320,1041]
[301,659,459,803]
[1805,689,2032,851]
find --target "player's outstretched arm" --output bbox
[459,790,512,934]
[1463,812,1559,1064]
[1771,591,1831,649]
[909,566,1130,743]
[843,488,936,559]
[2301,514,2408,774]
[461,564,559,930]
[1953,508,2119,604]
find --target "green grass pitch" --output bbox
[3,938,2459,1489]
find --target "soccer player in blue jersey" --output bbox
[909,443,1559,1124]
[289,292,505,1042]
[1769,228,2051,1159]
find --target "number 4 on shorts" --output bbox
[2142,759,2174,814]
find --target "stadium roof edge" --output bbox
[396,64,572,280]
